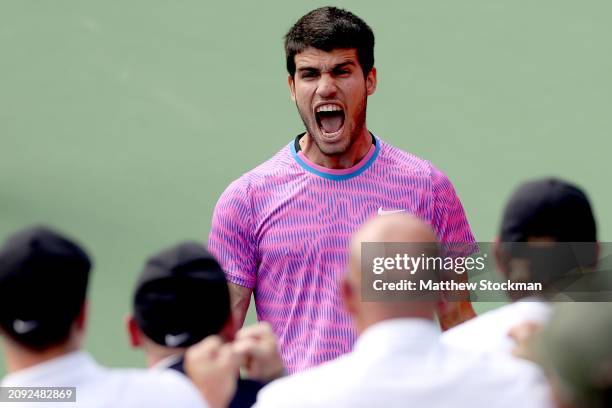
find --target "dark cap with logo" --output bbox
[133,241,230,348]
[0,226,91,349]
[500,178,596,242]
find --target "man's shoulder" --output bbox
[441,302,551,353]
[255,344,550,408]
[255,354,353,407]
[104,368,205,407]
[377,138,460,193]
[377,138,435,175]
[0,354,205,407]
[451,348,551,406]
[441,304,517,349]
[218,142,297,197]
[237,142,296,183]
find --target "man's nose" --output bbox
[316,74,337,99]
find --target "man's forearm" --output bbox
[228,282,252,328]
[436,269,476,330]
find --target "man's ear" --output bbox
[126,315,142,348]
[493,237,510,278]
[75,302,88,331]
[288,74,297,102]
[366,67,377,96]
[341,274,358,317]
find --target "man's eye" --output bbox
[334,70,350,76]
[301,72,317,79]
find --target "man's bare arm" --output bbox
[436,268,476,330]
[228,282,253,329]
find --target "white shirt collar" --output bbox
[354,318,441,357]
[1,351,99,387]
[151,353,183,371]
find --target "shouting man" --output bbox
[209,6,476,373]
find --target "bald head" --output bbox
[349,214,438,282]
[343,214,440,333]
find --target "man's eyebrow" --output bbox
[297,66,319,73]
[296,61,356,73]
[332,61,355,70]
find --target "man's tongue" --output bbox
[319,112,344,134]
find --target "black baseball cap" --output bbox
[0,226,91,350]
[132,241,230,348]
[500,178,596,242]
[498,178,598,286]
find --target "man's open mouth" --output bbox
[315,103,345,136]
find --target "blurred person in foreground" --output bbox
[514,303,612,408]
[443,177,598,354]
[0,226,218,408]
[127,241,285,408]
[253,214,552,408]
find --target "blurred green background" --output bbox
[1,0,611,375]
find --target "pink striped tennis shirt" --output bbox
[208,135,475,373]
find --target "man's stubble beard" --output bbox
[296,97,368,157]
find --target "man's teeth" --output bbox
[316,104,343,112]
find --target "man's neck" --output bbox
[145,348,185,368]
[4,340,80,374]
[356,309,436,336]
[300,129,372,169]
